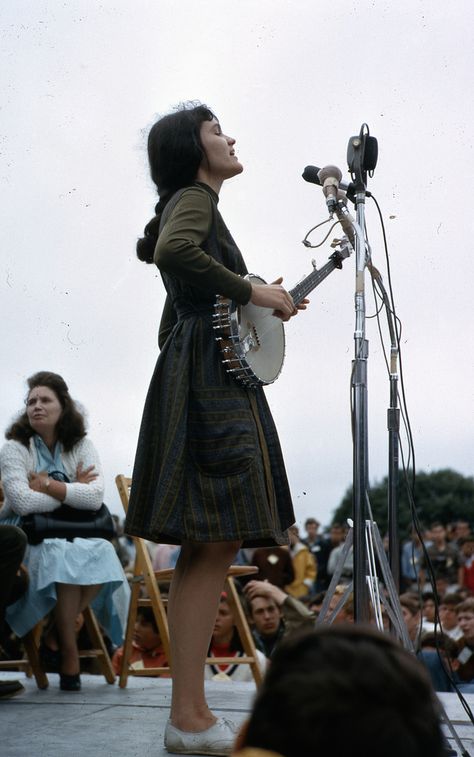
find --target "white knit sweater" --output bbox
[0,437,105,517]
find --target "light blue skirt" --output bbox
[6,537,130,646]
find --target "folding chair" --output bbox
[115,474,263,687]
[0,604,115,687]
[0,622,48,689]
[79,605,116,683]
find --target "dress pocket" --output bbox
[187,387,257,476]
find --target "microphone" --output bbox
[302,165,371,197]
[317,165,342,212]
[302,165,351,191]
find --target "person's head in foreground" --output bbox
[233,625,445,757]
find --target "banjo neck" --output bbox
[289,251,346,306]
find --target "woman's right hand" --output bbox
[76,462,98,484]
[250,277,297,320]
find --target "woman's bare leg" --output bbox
[78,584,101,612]
[167,540,241,732]
[54,583,101,675]
[55,583,82,675]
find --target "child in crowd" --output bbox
[455,597,474,688]
[418,631,460,692]
[421,592,437,633]
[112,607,169,675]
[399,593,422,648]
[438,593,463,640]
[206,592,266,683]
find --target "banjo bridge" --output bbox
[241,323,260,353]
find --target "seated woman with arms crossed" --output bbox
[0,371,130,691]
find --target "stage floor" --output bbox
[0,672,473,756]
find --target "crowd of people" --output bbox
[27,509,474,696]
[3,477,474,696]
[115,515,474,695]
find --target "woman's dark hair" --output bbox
[137,607,160,635]
[137,102,215,264]
[242,625,445,757]
[208,593,243,655]
[5,371,87,452]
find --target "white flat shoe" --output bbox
[164,717,238,756]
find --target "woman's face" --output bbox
[198,117,243,186]
[26,385,62,436]
[212,600,235,643]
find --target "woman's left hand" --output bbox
[271,277,309,321]
[76,462,98,484]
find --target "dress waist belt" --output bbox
[174,305,214,322]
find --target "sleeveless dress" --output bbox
[124,183,295,547]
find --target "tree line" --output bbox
[332,468,474,536]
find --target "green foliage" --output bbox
[332,468,474,536]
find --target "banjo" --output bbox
[213,242,352,387]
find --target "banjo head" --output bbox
[237,274,286,385]
[214,273,286,387]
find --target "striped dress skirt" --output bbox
[124,308,295,547]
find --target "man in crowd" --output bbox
[459,534,474,593]
[244,579,314,658]
[400,528,424,591]
[249,546,294,588]
[316,522,347,590]
[454,519,471,547]
[420,521,462,590]
[302,517,322,560]
[285,525,317,598]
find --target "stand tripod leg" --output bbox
[369,522,413,650]
[366,521,469,755]
[437,699,469,756]
[316,529,353,626]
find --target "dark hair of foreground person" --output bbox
[238,625,445,757]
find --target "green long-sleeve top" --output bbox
[155,184,252,347]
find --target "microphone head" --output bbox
[364,136,378,172]
[302,165,322,185]
[317,165,343,184]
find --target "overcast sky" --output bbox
[1,1,473,530]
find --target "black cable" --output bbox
[369,193,474,726]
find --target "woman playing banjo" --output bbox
[125,102,307,756]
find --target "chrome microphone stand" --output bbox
[351,184,371,621]
[314,143,377,623]
[344,124,379,621]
